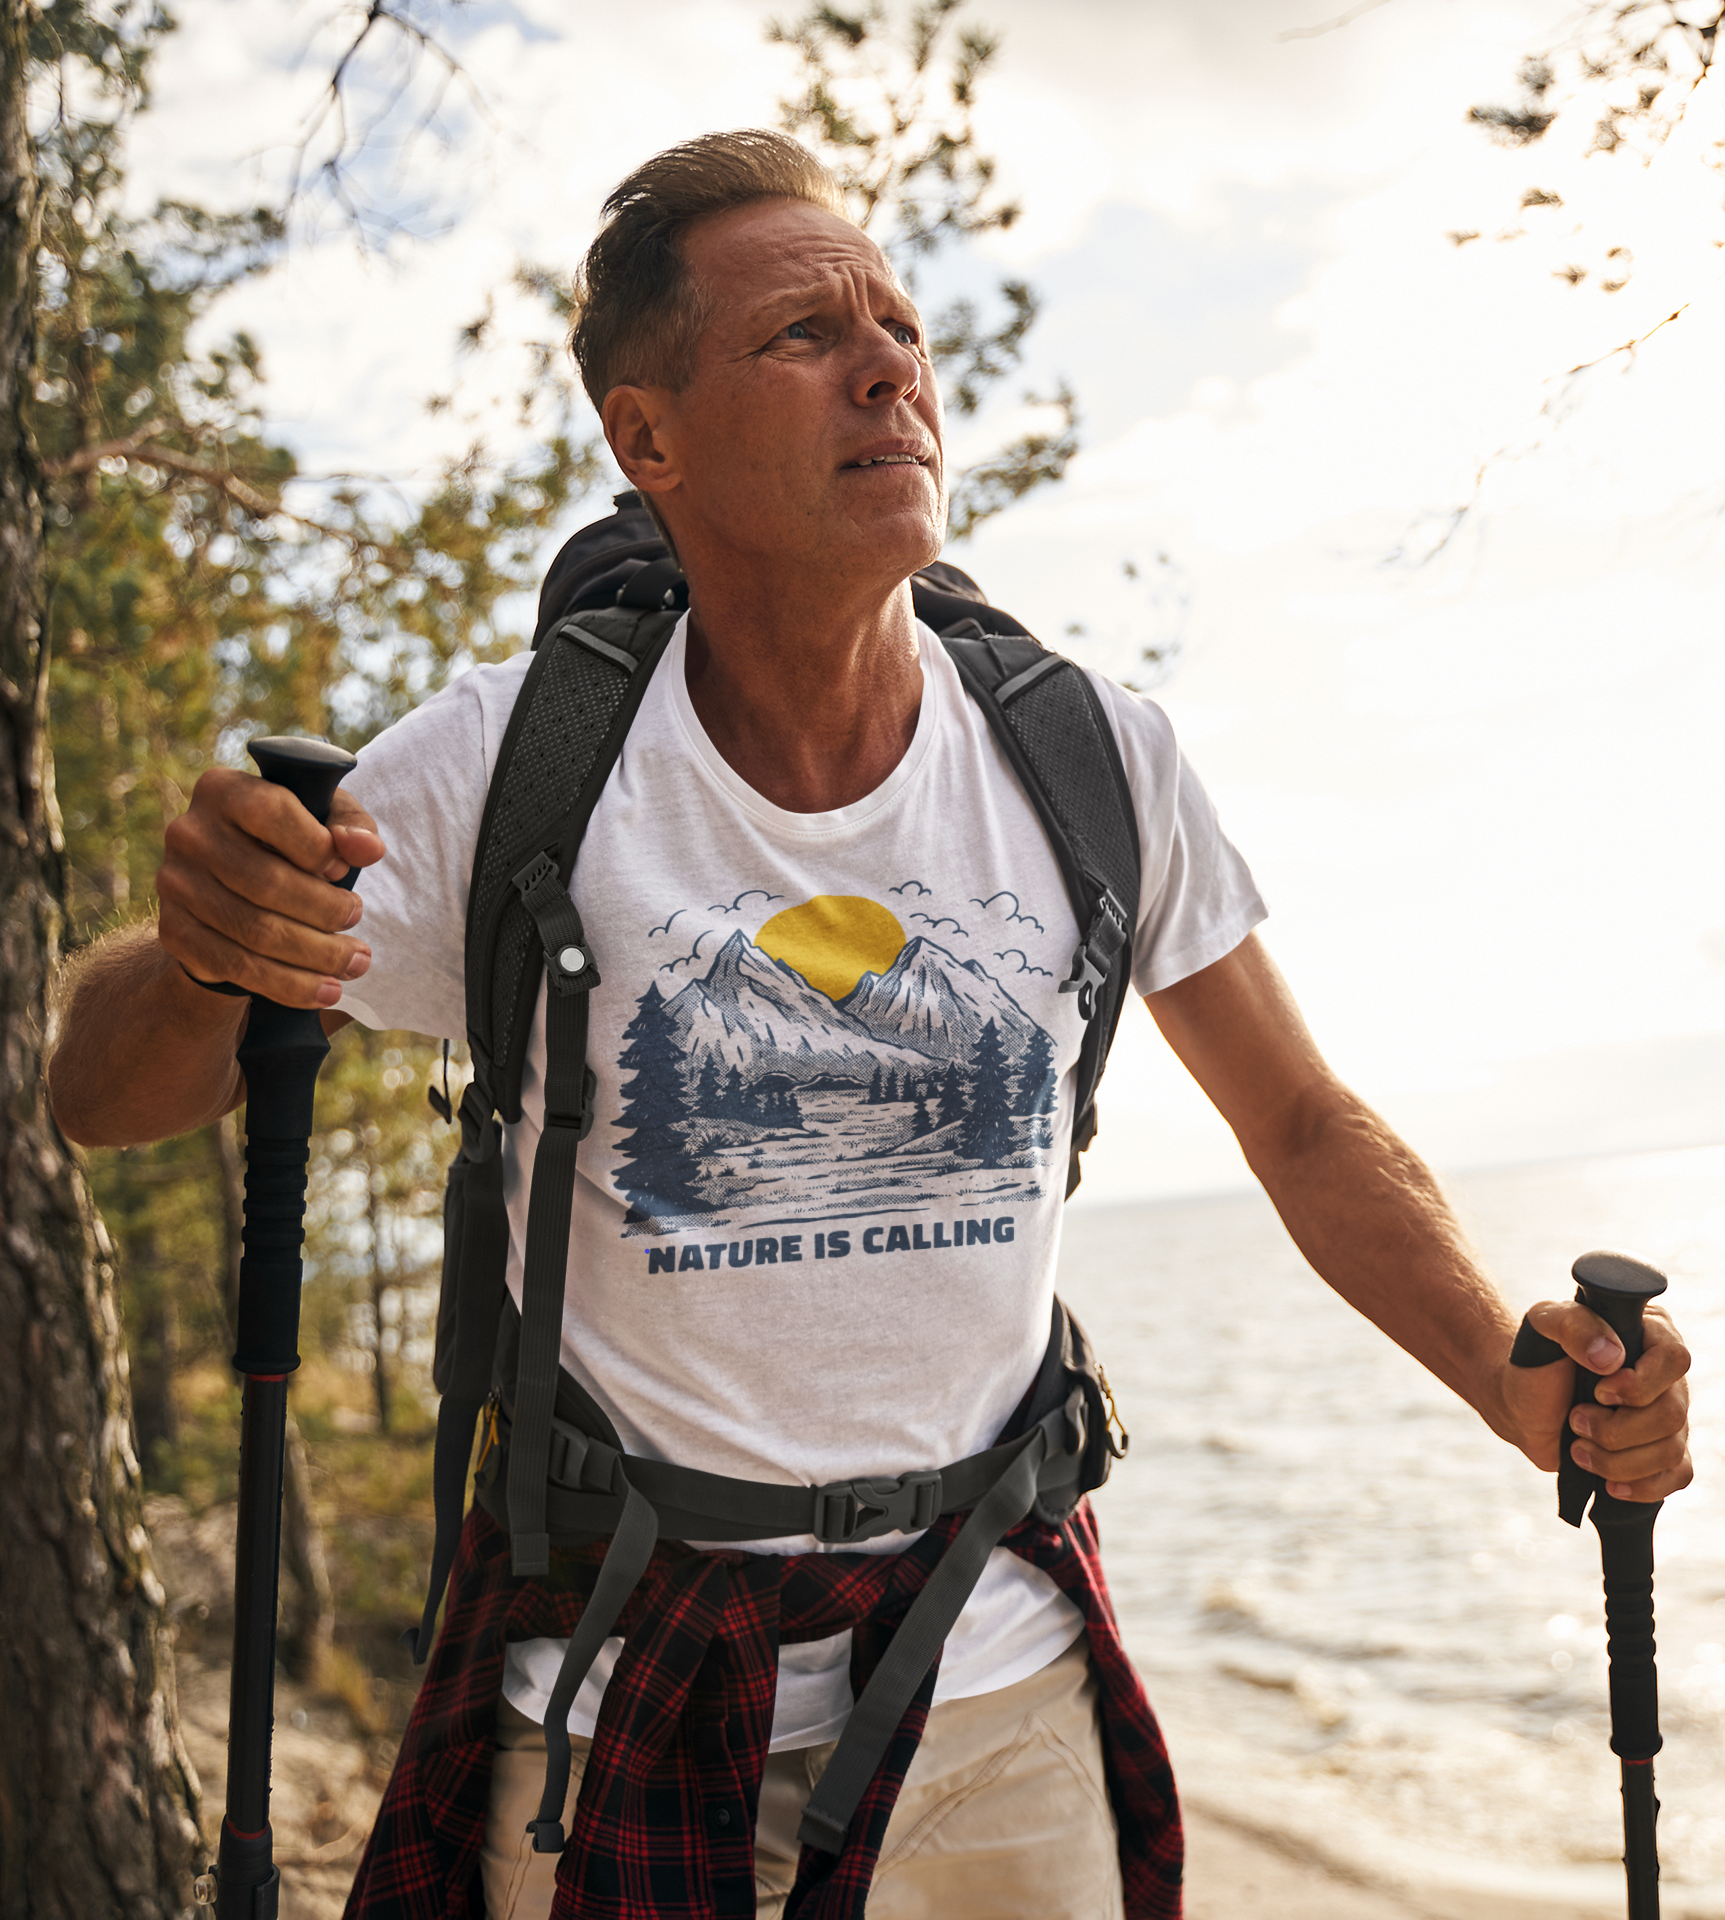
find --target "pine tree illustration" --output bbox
[960,1019,1016,1167]
[614,983,704,1225]
[866,1065,882,1105]
[721,1064,746,1119]
[883,1069,899,1103]
[693,1051,722,1117]
[1014,1027,1057,1116]
[937,1061,968,1130]
[911,1093,933,1137]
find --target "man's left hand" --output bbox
[1502,1300,1693,1501]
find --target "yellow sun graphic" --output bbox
[755,896,906,1001]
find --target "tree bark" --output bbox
[0,6,201,1910]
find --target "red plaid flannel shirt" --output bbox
[343,1499,1181,1919]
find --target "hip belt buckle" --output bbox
[813,1469,942,1544]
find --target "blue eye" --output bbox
[785,320,811,340]
[890,323,916,346]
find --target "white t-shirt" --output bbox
[340,615,1264,1749]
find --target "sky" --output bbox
[118,0,1725,1202]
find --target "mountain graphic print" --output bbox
[611,891,1062,1239]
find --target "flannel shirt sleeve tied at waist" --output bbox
[342,1500,1182,1920]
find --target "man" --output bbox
[50,130,1691,1920]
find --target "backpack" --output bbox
[410,493,1141,1855]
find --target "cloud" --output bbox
[659,929,713,974]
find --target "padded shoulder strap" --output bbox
[943,634,1141,1195]
[465,606,679,1121]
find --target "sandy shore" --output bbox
[1184,1807,1443,1918]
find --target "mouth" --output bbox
[844,451,932,470]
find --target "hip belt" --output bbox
[471,1296,1126,1859]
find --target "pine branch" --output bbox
[42,420,411,558]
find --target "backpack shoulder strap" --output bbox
[942,633,1141,1196]
[464,604,679,1122]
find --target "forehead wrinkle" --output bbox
[738,257,919,332]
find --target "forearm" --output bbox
[49,922,248,1147]
[1242,1079,1518,1438]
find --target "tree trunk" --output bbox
[277,1412,335,1685]
[0,4,202,1911]
[129,1237,181,1474]
[365,1161,392,1436]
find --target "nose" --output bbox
[851,327,922,409]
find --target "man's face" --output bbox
[631,197,946,589]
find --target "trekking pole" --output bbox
[202,737,358,1920]
[1513,1250,1669,1920]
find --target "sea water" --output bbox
[1059,1144,1725,1907]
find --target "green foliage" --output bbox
[28,7,595,1514]
[770,0,1078,539]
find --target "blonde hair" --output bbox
[569,129,849,408]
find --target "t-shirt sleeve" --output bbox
[1082,671,1267,997]
[334,656,531,1041]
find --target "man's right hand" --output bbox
[157,768,385,1008]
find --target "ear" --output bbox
[603,386,681,503]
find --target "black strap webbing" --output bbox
[797,1416,1054,1853]
[507,973,594,1577]
[942,635,1140,1196]
[529,1469,661,1851]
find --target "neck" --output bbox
[681,569,924,813]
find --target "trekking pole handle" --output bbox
[1570,1253,1668,1775]
[247,733,359,833]
[1572,1250,1667,1371]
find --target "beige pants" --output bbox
[482,1635,1123,1919]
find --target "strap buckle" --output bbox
[1058,885,1129,1021]
[546,1418,620,1493]
[512,852,601,997]
[813,1469,941,1544]
[544,1065,598,1141]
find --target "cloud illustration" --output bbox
[710,887,784,915]
[994,949,1053,978]
[647,908,685,939]
[911,913,970,937]
[970,890,1019,915]
[1007,908,1045,934]
[889,879,932,897]
[660,929,713,974]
